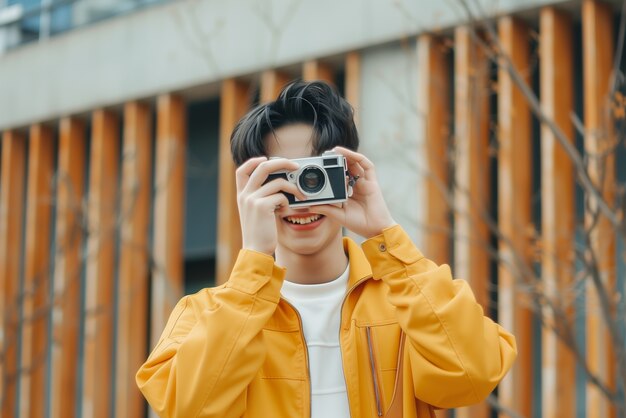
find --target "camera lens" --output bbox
[298,166,325,194]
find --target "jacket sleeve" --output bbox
[135,249,285,418]
[361,225,517,409]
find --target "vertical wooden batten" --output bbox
[344,51,361,128]
[418,35,451,266]
[0,130,27,418]
[453,26,491,418]
[302,60,335,85]
[115,102,152,418]
[497,17,534,418]
[260,70,291,103]
[418,35,452,418]
[151,94,186,347]
[19,124,55,418]
[582,1,616,417]
[216,80,250,285]
[342,51,364,243]
[50,118,85,418]
[539,7,576,418]
[82,110,120,418]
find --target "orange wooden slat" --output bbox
[260,70,291,103]
[50,118,86,418]
[582,1,616,417]
[0,130,27,418]
[418,34,451,265]
[115,102,152,418]
[302,60,335,85]
[344,51,361,128]
[539,7,576,418]
[151,94,186,348]
[341,51,363,243]
[82,110,120,418]
[19,124,55,418]
[497,17,534,418]
[418,35,453,418]
[216,79,250,285]
[452,26,491,418]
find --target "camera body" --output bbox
[266,151,349,208]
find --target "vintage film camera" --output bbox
[266,151,349,208]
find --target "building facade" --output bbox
[0,0,625,417]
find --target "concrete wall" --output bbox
[358,40,425,245]
[0,0,564,130]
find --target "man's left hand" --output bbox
[314,146,396,238]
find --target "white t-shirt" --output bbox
[280,265,351,418]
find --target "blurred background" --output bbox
[0,0,625,417]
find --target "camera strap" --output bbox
[347,174,360,197]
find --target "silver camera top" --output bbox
[266,151,349,207]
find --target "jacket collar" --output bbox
[269,237,373,332]
[343,236,374,288]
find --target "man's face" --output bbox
[264,123,343,257]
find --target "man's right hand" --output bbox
[235,156,305,255]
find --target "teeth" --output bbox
[286,214,322,225]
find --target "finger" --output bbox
[236,156,267,192]
[241,194,290,229]
[260,193,290,214]
[251,178,307,202]
[245,158,300,192]
[347,162,366,181]
[333,146,375,178]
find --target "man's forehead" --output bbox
[264,123,316,159]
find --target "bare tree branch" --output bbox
[457,0,621,230]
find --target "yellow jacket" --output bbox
[136,225,517,418]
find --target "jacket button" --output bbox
[378,243,386,252]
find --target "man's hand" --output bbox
[314,147,396,238]
[236,157,305,255]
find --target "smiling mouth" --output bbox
[284,214,323,225]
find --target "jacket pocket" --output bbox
[366,326,383,417]
[365,323,402,416]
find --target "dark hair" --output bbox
[230,80,359,166]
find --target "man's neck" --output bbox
[275,235,349,285]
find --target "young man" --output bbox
[136,80,517,418]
